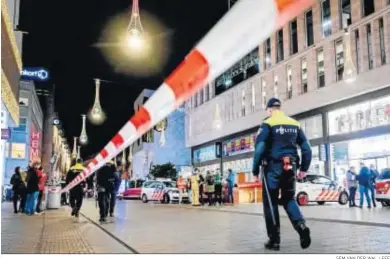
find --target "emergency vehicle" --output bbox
[375,169,390,207]
[141,179,189,204]
[295,174,349,206]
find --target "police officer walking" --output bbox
[252,98,312,251]
[66,158,87,218]
[96,160,116,223]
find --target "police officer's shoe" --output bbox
[99,217,106,223]
[264,240,280,251]
[296,223,311,249]
[71,208,76,216]
[109,213,114,217]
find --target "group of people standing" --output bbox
[346,163,380,208]
[64,159,121,223]
[10,160,47,215]
[178,168,236,206]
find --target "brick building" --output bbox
[185,0,390,182]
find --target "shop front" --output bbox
[192,144,221,176]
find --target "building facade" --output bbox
[131,89,191,179]
[1,0,24,186]
[4,81,43,184]
[185,0,390,183]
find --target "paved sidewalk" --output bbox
[80,200,390,253]
[1,203,132,254]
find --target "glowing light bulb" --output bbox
[127,29,144,49]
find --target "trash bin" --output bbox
[47,186,61,209]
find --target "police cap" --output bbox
[266,97,281,109]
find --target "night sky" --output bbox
[20,0,228,158]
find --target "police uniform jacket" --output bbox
[252,110,312,176]
[66,163,86,192]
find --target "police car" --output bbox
[295,174,349,206]
[141,179,189,204]
[375,168,390,207]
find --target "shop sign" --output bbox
[223,133,256,157]
[193,145,217,164]
[21,67,50,82]
[30,130,41,161]
[1,128,11,140]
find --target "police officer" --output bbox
[96,160,116,222]
[252,98,312,251]
[66,158,87,218]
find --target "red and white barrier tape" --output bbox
[60,0,314,193]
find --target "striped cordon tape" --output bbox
[59,0,314,193]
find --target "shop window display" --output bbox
[328,95,390,135]
[298,145,325,175]
[223,158,254,182]
[298,114,323,139]
[10,143,26,159]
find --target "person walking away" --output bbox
[199,172,205,205]
[10,167,26,213]
[177,176,186,204]
[66,159,87,218]
[110,163,122,217]
[205,171,215,206]
[252,98,312,251]
[96,161,116,222]
[186,176,192,203]
[227,169,235,204]
[369,164,379,208]
[357,166,372,209]
[36,167,47,214]
[346,166,357,207]
[190,169,200,206]
[214,170,222,205]
[24,161,41,215]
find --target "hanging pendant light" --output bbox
[343,28,357,83]
[76,145,81,160]
[121,149,127,166]
[127,0,145,50]
[128,145,133,163]
[213,102,222,130]
[72,137,78,158]
[88,79,106,125]
[79,114,88,145]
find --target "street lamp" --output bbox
[126,0,145,51]
[88,78,106,125]
[79,114,88,145]
[343,28,357,83]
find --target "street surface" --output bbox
[79,199,390,253]
[1,203,132,254]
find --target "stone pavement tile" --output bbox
[81,199,390,254]
[1,202,133,254]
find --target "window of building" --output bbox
[286,65,293,99]
[335,39,344,81]
[276,29,284,63]
[5,142,10,158]
[274,74,278,98]
[290,19,298,55]
[299,115,323,139]
[193,94,198,108]
[362,0,375,17]
[251,83,255,113]
[205,84,210,102]
[339,0,351,29]
[366,24,373,70]
[264,38,271,69]
[317,49,325,87]
[305,9,314,47]
[301,58,308,94]
[321,0,332,38]
[14,118,27,132]
[241,89,246,117]
[199,89,204,105]
[379,18,386,65]
[261,79,267,109]
[11,143,26,159]
[355,30,360,73]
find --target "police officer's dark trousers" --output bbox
[104,191,116,216]
[263,163,305,244]
[69,189,83,214]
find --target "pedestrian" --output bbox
[369,164,379,208]
[24,160,41,216]
[226,169,235,204]
[252,98,312,251]
[66,158,87,218]
[36,167,47,214]
[205,171,215,206]
[110,163,122,217]
[190,168,200,206]
[96,160,116,222]
[357,166,372,209]
[177,176,186,204]
[199,173,205,205]
[10,167,26,213]
[186,176,192,204]
[214,170,222,205]
[346,166,357,207]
